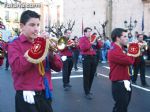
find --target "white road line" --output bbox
[144,75,150,79]
[52,75,83,79]
[97,72,150,92]
[102,66,110,70]
[132,84,150,92]
[102,66,150,79]
[51,68,83,74]
[52,66,150,92]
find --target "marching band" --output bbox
[0,9,150,112]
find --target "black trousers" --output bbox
[112,81,131,112]
[82,55,97,94]
[5,53,9,69]
[62,57,73,87]
[73,50,80,69]
[132,59,146,85]
[95,50,100,72]
[15,91,53,112]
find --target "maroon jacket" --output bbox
[59,37,78,57]
[79,36,96,55]
[108,43,135,81]
[8,34,63,91]
[59,47,73,57]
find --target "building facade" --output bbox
[0,0,150,38]
[60,0,150,37]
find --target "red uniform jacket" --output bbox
[59,37,77,57]
[108,43,135,81]
[79,36,96,55]
[96,40,103,49]
[8,34,63,90]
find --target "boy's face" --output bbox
[85,29,92,38]
[65,30,72,38]
[20,18,40,40]
[117,32,128,46]
[138,35,144,42]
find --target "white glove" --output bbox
[61,56,67,61]
[123,80,131,91]
[23,91,35,104]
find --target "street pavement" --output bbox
[0,62,150,112]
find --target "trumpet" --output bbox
[127,42,140,57]
[0,47,4,59]
[24,36,67,64]
[127,40,148,57]
[48,36,77,52]
[48,36,69,52]
[57,36,77,48]
[138,41,148,51]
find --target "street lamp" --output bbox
[124,17,137,33]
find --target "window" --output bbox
[5,11,9,21]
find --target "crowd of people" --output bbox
[0,10,150,112]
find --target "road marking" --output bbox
[51,68,83,74]
[102,66,110,70]
[52,66,150,92]
[98,68,150,92]
[52,75,83,79]
[102,66,150,79]
[131,84,150,91]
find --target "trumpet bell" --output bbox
[49,37,59,52]
[0,49,4,59]
[57,36,67,50]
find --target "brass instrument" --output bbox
[48,36,68,52]
[57,36,67,50]
[0,47,4,59]
[24,36,67,64]
[127,40,148,57]
[127,42,140,57]
[57,36,76,48]
[138,41,148,51]
[41,35,77,53]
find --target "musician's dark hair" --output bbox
[111,28,127,42]
[20,10,40,25]
[64,29,71,34]
[92,33,97,35]
[84,27,92,33]
[137,34,143,38]
[74,36,78,39]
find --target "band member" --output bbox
[8,10,63,112]
[132,34,149,87]
[59,29,75,91]
[73,36,80,71]
[0,36,7,66]
[91,33,103,76]
[79,27,97,100]
[108,28,140,112]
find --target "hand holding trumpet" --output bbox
[126,41,148,58]
[127,42,140,57]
